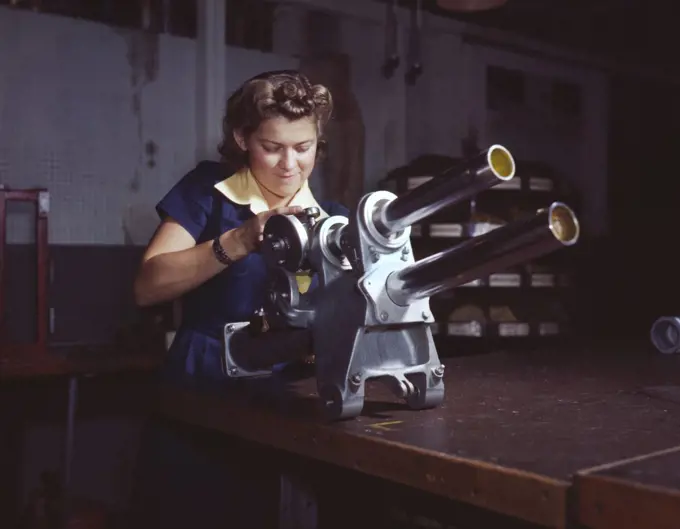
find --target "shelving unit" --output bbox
[0,185,50,355]
[379,153,581,354]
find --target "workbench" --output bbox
[153,339,680,529]
[0,346,163,528]
[0,347,162,379]
[4,341,680,528]
[575,446,680,529]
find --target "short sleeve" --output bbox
[156,162,223,241]
[321,200,350,217]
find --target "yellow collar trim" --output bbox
[214,168,327,217]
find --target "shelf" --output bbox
[421,271,570,290]
[430,320,565,338]
[410,221,503,238]
[404,175,555,193]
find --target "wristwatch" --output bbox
[212,236,234,266]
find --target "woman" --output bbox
[129,70,348,528]
[134,69,347,382]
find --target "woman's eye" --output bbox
[263,144,279,153]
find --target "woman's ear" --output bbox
[233,130,247,152]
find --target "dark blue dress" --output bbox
[129,161,348,528]
[158,160,348,384]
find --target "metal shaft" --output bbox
[376,145,515,235]
[386,202,580,306]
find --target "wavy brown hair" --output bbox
[218,70,334,168]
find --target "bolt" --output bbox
[350,373,362,385]
[229,367,239,376]
[226,324,234,333]
[271,239,286,251]
[433,364,445,378]
[380,311,389,322]
[371,252,380,263]
[305,206,321,219]
[422,311,430,321]
[402,246,409,254]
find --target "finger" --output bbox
[272,206,304,216]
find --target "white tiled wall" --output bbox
[0,5,609,246]
[0,7,298,246]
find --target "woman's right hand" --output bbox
[221,206,304,260]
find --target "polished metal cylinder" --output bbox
[376,144,515,235]
[650,316,680,354]
[385,202,580,306]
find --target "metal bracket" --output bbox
[222,322,273,379]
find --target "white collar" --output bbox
[214,168,327,217]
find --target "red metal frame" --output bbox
[0,186,50,355]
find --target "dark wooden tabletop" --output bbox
[0,345,163,379]
[575,445,680,529]
[155,339,680,528]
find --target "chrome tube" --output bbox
[376,144,515,236]
[386,202,580,306]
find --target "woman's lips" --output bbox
[279,173,298,180]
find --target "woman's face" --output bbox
[236,115,318,201]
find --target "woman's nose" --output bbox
[280,150,296,170]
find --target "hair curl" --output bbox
[218,70,333,168]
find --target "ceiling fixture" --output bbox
[436,0,508,12]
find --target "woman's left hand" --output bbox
[221,206,304,259]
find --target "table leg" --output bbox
[63,376,78,489]
[279,472,318,529]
